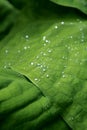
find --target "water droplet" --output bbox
[43,68,46,72]
[54,25,58,29]
[43,36,46,41]
[62,56,65,59]
[30,62,34,65]
[25,35,29,39]
[36,56,39,59]
[40,65,43,68]
[24,46,27,50]
[62,74,66,78]
[70,36,73,39]
[34,78,38,81]
[48,49,52,53]
[45,40,49,43]
[5,50,8,54]
[46,74,49,78]
[43,53,46,56]
[4,65,7,69]
[81,39,84,43]
[61,21,64,25]
[44,43,46,46]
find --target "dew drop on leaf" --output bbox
[54,25,58,29]
[48,49,52,53]
[62,74,66,78]
[61,21,64,25]
[43,36,46,41]
[34,78,38,81]
[24,46,27,50]
[30,62,34,65]
[25,35,29,39]
[4,65,7,69]
[5,50,8,54]
[46,74,49,78]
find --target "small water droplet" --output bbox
[45,40,49,43]
[48,49,52,53]
[34,78,38,81]
[4,65,7,69]
[81,39,84,42]
[43,53,46,56]
[25,35,29,39]
[30,62,34,65]
[44,43,46,46]
[46,74,49,78]
[5,50,8,54]
[24,46,27,50]
[62,56,65,59]
[40,65,43,68]
[36,56,39,59]
[61,21,64,25]
[43,36,46,41]
[70,36,73,39]
[54,25,58,29]
[43,68,46,72]
[62,74,66,78]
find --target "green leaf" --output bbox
[50,0,87,14]
[0,0,87,130]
